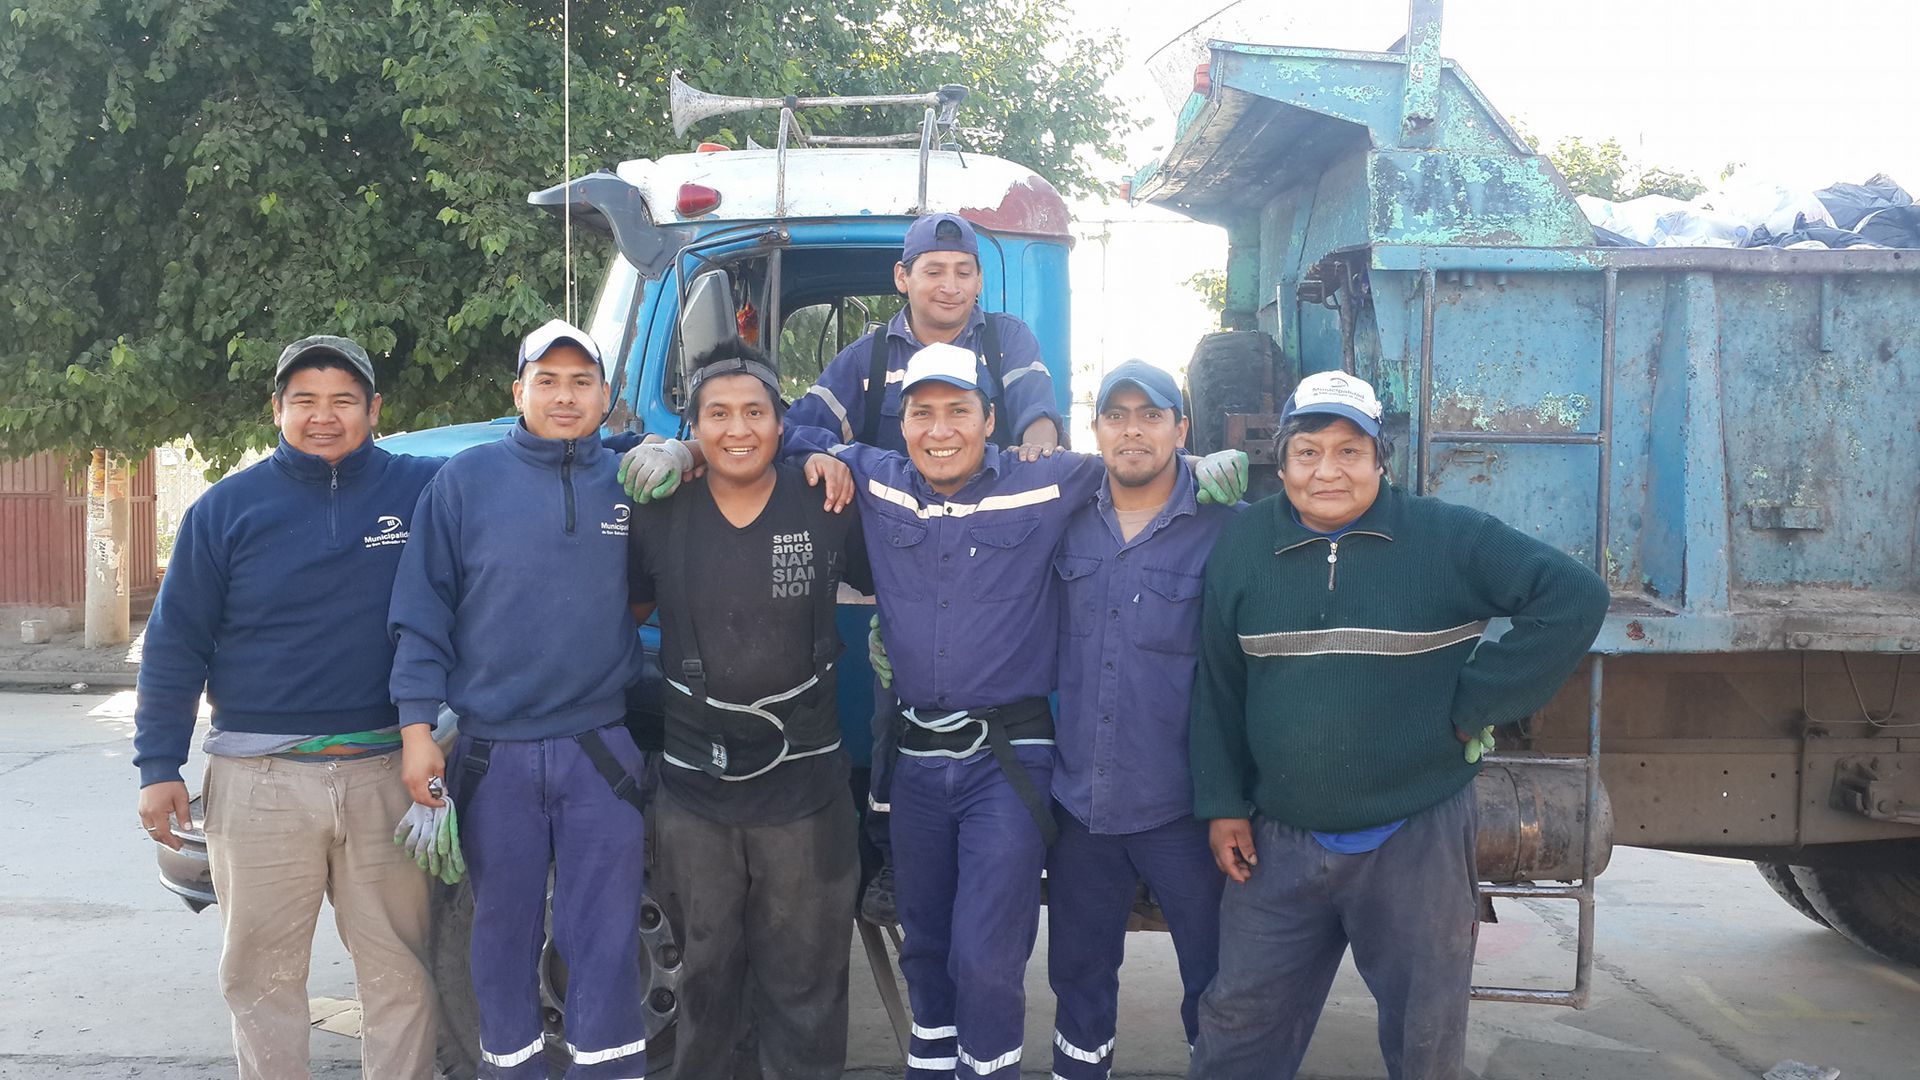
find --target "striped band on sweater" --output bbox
[1239,620,1487,658]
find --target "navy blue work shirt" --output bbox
[785,307,1063,456]
[1053,464,1241,835]
[828,442,1105,712]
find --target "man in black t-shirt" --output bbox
[626,342,866,1079]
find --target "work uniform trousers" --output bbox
[1046,808,1222,1080]
[651,781,859,1079]
[202,751,434,1080]
[890,745,1052,1080]
[453,729,650,1080]
[1187,782,1480,1080]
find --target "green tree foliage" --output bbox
[1545,135,1705,202]
[1183,268,1225,314]
[0,0,1128,468]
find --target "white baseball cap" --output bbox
[900,342,982,396]
[517,318,603,373]
[1281,371,1383,436]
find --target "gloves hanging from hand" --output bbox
[394,799,465,884]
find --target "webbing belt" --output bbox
[898,698,1059,846]
[451,725,644,817]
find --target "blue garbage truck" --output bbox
[153,14,1920,1073]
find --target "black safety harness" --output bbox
[896,697,1060,846]
[860,312,1015,449]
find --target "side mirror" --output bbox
[680,268,735,386]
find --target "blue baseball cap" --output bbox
[902,213,980,264]
[1096,360,1182,415]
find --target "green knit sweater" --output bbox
[1188,484,1609,831]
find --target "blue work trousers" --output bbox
[1187,782,1479,1080]
[890,746,1052,1080]
[1047,808,1222,1079]
[454,729,650,1080]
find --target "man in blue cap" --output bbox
[1046,360,1236,1080]
[1185,370,1609,1080]
[788,344,1248,1080]
[389,318,649,1080]
[782,211,1068,923]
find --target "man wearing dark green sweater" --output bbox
[1185,371,1609,1080]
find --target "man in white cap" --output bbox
[389,319,649,1080]
[1185,370,1609,1080]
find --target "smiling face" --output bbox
[1279,416,1384,533]
[1094,387,1187,492]
[272,362,380,465]
[513,343,607,440]
[691,372,781,487]
[900,381,993,495]
[894,251,983,344]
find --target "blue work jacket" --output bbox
[1053,464,1240,834]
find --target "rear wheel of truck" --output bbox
[1752,861,1830,928]
[430,878,681,1078]
[1184,330,1287,458]
[1790,853,1920,967]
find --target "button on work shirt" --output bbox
[785,307,1063,455]
[827,443,1105,712]
[1053,465,1240,835]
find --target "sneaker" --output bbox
[861,864,898,926]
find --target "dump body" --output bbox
[1138,38,1920,865]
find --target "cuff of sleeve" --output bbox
[1193,797,1256,822]
[398,700,442,730]
[139,762,186,788]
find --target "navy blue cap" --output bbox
[1096,360,1181,415]
[902,213,980,263]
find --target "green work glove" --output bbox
[1464,725,1496,764]
[868,613,892,689]
[618,439,693,503]
[393,803,441,862]
[1193,450,1250,505]
[434,799,465,885]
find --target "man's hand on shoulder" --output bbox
[1194,450,1250,505]
[804,453,854,512]
[618,437,695,503]
[138,780,193,851]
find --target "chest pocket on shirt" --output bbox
[877,514,929,601]
[967,515,1043,601]
[1132,566,1205,655]
[1053,553,1101,637]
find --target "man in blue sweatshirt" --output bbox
[133,335,443,1080]
[388,319,647,1080]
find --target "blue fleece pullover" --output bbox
[388,422,639,740]
[132,439,444,787]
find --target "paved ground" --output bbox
[2,686,1912,1079]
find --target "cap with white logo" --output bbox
[1281,371,1383,436]
[900,342,982,396]
[517,318,604,374]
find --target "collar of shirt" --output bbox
[887,304,986,348]
[1097,455,1200,551]
[900,442,1007,503]
[503,418,605,468]
[1273,483,1399,550]
[271,436,377,485]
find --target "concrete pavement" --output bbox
[2,687,1912,1079]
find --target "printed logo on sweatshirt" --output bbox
[600,503,632,537]
[772,530,816,599]
[362,514,409,549]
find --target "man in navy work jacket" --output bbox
[389,319,647,1080]
[1186,371,1610,1080]
[789,343,1248,1080]
[783,210,1067,924]
[1046,360,1238,1080]
[133,335,442,1080]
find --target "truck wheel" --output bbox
[1790,856,1920,967]
[1752,861,1830,928]
[430,879,680,1078]
[1184,331,1287,457]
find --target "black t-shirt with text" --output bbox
[628,465,867,825]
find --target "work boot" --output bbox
[861,864,897,926]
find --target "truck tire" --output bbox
[1752,861,1830,929]
[431,879,680,1078]
[1184,331,1287,458]
[1790,857,1920,967]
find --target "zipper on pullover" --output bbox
[329,467,340,547]
[1326,540,1338,591]
[562,440,577,534]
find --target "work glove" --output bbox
[618,439,693,503]
[394,802,444,863]
[433,800,465,885]
[868,613,892,689]
[1194,449,1250,505]
[1464,725,1497,764]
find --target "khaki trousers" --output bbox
[204,751,435,1080]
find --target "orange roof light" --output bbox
[677,183,722,217]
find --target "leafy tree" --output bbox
[1545,135,1705,202]
[0,0,1129,469]
[1183,268,1226,315]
